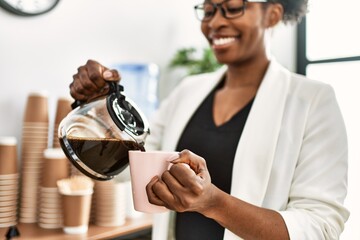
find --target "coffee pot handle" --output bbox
[71,82,124,109]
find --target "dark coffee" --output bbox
[59,137,144,180]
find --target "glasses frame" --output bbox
[194,0,268,22]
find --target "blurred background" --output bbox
[0,0,359,239]
[0,0,296,139]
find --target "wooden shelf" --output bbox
[0,215,152,240]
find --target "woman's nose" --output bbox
[208,8,228,28]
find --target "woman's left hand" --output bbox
[146,149,219,214]
[146,150,291,239]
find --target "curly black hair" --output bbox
[269,0,309,23]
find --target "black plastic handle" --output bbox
[71,82,124,109]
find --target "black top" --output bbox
[175,82,254,240]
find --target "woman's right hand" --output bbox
[69,59,121,102]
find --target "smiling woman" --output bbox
[0,0,60,16]
[67,0,349,239]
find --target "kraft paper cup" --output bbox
[128,150,179,213]
[93,180,126,227]
[23,91,49,123]
[0,174,18,181]
[53,97,72,148]
[41,148,69,188]
[0,137,18,175]
[19,121,49,223]
[0,200,17,207]
[60,192,93,234]
[57,176,94,234]
[0,189,17,196]
[0,185,18,191]
[0,179,19,228]
[54,97,72,125]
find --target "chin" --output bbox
[213,53,234,65]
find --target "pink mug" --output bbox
[128,150,179,213]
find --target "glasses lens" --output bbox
[194,0,246,21]
[195,3,215,21]
[223,0,245,18]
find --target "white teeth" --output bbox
[213,37,236,46]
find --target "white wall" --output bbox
[0,0,193,141]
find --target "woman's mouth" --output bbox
[211,37,237,49]
[213,37,236,46]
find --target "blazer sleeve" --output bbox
[279,84,350,240]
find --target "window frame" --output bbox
[296,17,360,75]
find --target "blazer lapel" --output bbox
[230,61,291,206]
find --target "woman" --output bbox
[69,0,349,239]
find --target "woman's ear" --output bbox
[265,3,284,28]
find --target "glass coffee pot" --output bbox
[58,83,150,181]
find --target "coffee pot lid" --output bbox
[70,83,150,144]
[106,83,150,143]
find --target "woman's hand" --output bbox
[70,59,120,102]
[146,149,220,214]
[147,149,290,239]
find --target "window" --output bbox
[297,1,360,238]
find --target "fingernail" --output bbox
[170,153,181,163]
[170,157,180,163]
[151,176,159,181]
[181,163,191,169]
[103,70,113,78]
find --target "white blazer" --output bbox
[145,60,349,240]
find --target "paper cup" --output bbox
[41,148,69,188]
[93,180,126,226]
[128,150,178,213]
[54,97,72,125]
[53,97,72,148]
[0,137,18,174]
[60,191,93,234]
[23,91,49,123]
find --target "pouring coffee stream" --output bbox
[58,82,149,181]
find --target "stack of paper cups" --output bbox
[38,148,69,229]
[93,180,126,226]
[0,137,19,228]
[52,97,80,176]
[19,91,49,223]
[53,97,72,149]
[89,189,96,224]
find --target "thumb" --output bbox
[172,150,208,175]
[102,69,121,82]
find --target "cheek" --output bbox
[200,23,208,38]
[244,27,266,56]
[241,19,265,41]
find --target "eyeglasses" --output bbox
[194,0,268,22]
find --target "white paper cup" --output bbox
[128,150,178,213]
[63,225,88,234]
